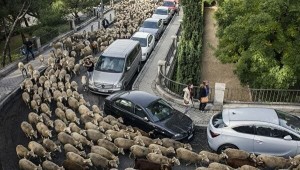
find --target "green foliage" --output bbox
[215,0,300,89]
[176,0,203,85]
[59,0,100,18]
[38,6,66,26]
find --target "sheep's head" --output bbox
[134,138,145,147]
[27,150,37,158]
[117,117,124,123]
[106,134,112,141]
[249,153,257,163]
[153,138,162,145]
[184,143,192,150]
[57,145,62,152]
[167,147,175,154]
[118,148,125,155]
[98,126,105,132]
[109,160,118,168]
[124,133,131,139]
[199,153,209,164]
[44,152,52,160]
[76,142,83,150]
[219,152,228,160]
[84,158,93,166]
[171,157,180,165]
[46,130,52,138]
[89,140,94,147]
[113,125,120,131]
[33,130,38,138]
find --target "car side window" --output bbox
[255,126,299,140]
[149,35,153,44]
[158,20,162,27]
[233,125,255,135]
[134,105,147,118]
[256,126,272,137]
[115,99,133,112]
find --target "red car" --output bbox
[162,0,178,15]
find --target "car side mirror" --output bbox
[283,135,292,140]
[143,117,149,122]
[126,66,130,71]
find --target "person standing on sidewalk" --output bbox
[24,38,35,62]
[198,80,209,112]
[183,84,194,114]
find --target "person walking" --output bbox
[183,84,194,114]
[102,18,109,29]
[24,38,35,62]
[83,58,94,78]
[198,80,209,112]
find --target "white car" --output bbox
[207,107,300,157]
[130,32,155,61]
[151,6,172,24]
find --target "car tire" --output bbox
[137,63,141,73]
[217,144,238,154]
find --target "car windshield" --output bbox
[131,37,147,47]
[146,99,173,122]
[95,55,125,73]
[277,110,300,135]
[142,21,158,29]
[163,1,175,7]
[154,9,168,15]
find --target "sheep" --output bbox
[72,90,82,101]
[93,113,104,123]
[32,70,40,82]
[133,126,150,137]
[19,158,42,170]
[78,104,93,116]
[103,115,124,123]
[86,129,112,142]
[37,86,44,97]
[176,147,209,166]
[92,105,103,116]
[55,108,68,123]
[162,138,192,150]
[226,157,257,169]
[130,145,160,158]
[134,158,172,170]
[70,81,78,91]
[99,121,119,131]
[43,138,62,153]
[65,74,71,83]
[43,89,52,103]
[239,165,259,170]
[69,122,87,136]
[28,112,43,125]
[88,153,119,169]
[85,122,103,131]
[110,120,132,131]
[28,141,52,160]
[224,148,252,160]
[91,146,119,163]
[114,137,144,150]
[81,114,98,125]
[36,122,53,138]
[21,121,37,139]
[73,63,81,75]
[149,144,175,157]
[54,119,71,134]
[53,90,63,102]
[41,113,54,128]
[134,136,162,147]
[66,152,93,168]
[78,98,90,107]
[18,62,24,71]
[208,162,234,170]
[38,76,46,86]
[41,103,52,117]
[62,160,86,170]
[106,129,131,140]
[290,154,300,167]
[146,153,180,166]
[24,78,33,92]
[22,92,30,107]
[30,100,39,112]
[42,160,64,170]
[256,154,291,169]
[68,96,79,110]
[57,81,65,91]
[97,139,125,155]
[58,132,83,149]
[65,109,80,124]
[64,144,86,157]
[119,129,140,139]
[16,144,36,159]
[44,80,51,91]
[199,150,228,163]
[71,132,93,146]
[32,93,42,105]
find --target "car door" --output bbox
[133,105,156,133]
[113,99,135,124]
[253,125,298,157]
[147,34,154,55]
[157,19,163,35]
[231,125,255,152]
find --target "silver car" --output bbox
[207,107,300,157]
[151,6,172,24]
[139,18,164,40]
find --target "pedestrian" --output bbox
[102,18,109,29]
[23,38,35,62]
[183,83,194,114]
[198,80,209,112]
[175,2,179,15]
[83,58,94,78]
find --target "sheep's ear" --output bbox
[289,156,293,160]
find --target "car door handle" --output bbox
[255,139,263,144]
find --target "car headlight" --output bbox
[173,133,183,139]
[114,82,122,88]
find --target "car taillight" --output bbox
[210,130,220,138]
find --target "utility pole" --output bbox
[98,0,104,29]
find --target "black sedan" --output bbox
[103,90,194,141]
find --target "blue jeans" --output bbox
[26,49,34,61]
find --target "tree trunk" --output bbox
[23,16,29,27]
[1,0,31,67]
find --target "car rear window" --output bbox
[212,112,226,128]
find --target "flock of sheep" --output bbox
[14,0,300,170]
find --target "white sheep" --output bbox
[176,147,209,166]
[88,153,118,169]
[64,143,86,157]
[146,153,180,166]
[16,145,36,159]
[256,154,291,169]
[199,150,228,163]
[42,160,64,170]
[36,122,52,138]
[91,146,119,163]
[19,158,42,170]
[28,141,52,160]
[208,162,234,170]
[21,121,37,139]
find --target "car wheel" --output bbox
[217,144,238,154]
[137,63,141,73]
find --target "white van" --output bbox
[89,39,142,94]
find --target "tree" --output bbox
[215,0,300,89]
[59,0,99,19]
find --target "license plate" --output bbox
[188,133,193,140]
[99,89,108,92]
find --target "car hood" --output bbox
[139,28,158,35]
[141,47,147,54]
[156,110,193,134]
[152,14,168,20]
[91,70,122,85]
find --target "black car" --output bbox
[103,90,194,141]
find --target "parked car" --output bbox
[151,6,172,24]
[162,0,177,15]
[104,90,194,141]
[139,18,164,40]
[207,107,300,157]
[89,39,142,94]
[130,32,155,61]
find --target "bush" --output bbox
[33,26,59,45]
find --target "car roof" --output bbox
[144,18,160,22]
[102,39,138,58]
[156,6,169,10]
[131,32,150,39]
[222,107,279,126]
[119,91,159,107]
